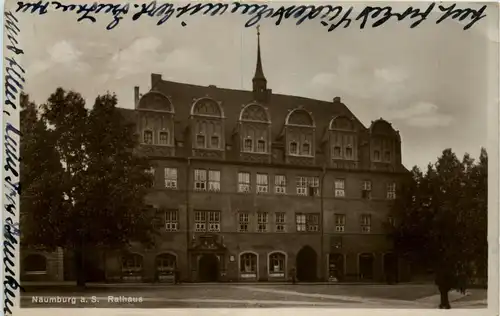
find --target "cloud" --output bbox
[109,37,212,80]
[28,40,88,77]
[309,56,410,103]
[386,101,454,128]
[162,48,212,72]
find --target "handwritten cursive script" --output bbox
[16,1,488,31]
[3,10,25,316]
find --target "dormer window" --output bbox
[302,142,310,155]
[333,146,341,158]
[196,134,206,148]
[244,138,253,152]
[374,150,380,161]
[159,131,169,145]
[257,139,266,153]
[384,151,391,162]
[210,135,220,148]
[143,130,153,144]
[290,141,298,155]
[345,146,353,159]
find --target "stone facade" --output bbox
[104,30,410,283]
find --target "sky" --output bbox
[14,1,499,169]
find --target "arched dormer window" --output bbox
[285,108,315,127]
[329,116,357,161]
[370,119,398,165]
[138,91,175,147]
[285,108,315,157]
[190,97,225,152]
[191,97,224,117]
[138,91,175,113]
[239,103,270,123]
[239,103,271,155]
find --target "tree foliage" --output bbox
[21,88,155,284]
[390,148,487,302]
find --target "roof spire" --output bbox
[253,25,267,86]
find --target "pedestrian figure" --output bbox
[290,267,297,284]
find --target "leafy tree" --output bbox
[390,148,487,309]
[21,89,155,287]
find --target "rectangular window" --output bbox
[244,138,253,152]
[296,176,320,196]
[334,179,345,197]
[257,140,266,153]
[275,212,286,232]
[238,212,249,232]
[333,146,341,158]
[345,146,353,159]
[296,213,319,232]
[387,183,396,199]
[295,213,306,232]
[208,211,221,232]
[275,175,287,194]
[257,212,269,232]
[194,211,207,232]
[361,214,371,233]
[165,210,178,232]
[256,173,268,194]
[196,134,205,148]
[143,130,153,144]
[384,151,391,162]
[194,211,220,232]
[362,180,372,199]
[373,150,380,161]
[307,213,319,232]
[159,131,169,145]
[290,142,298,155]
[164,167,178,189]
[208,170,221,192]
[335,214,346,232]
[194,169,207,191]
[302,142,311,155]
[238,172,251,193]
[210,135,220,148]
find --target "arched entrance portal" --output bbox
[296,246,317,282]
[198,254,219,282]
[359,253,374,280]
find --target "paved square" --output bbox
[21,284,487,309]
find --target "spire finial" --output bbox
[253,25,267,88]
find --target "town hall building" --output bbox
[21,29,409,284]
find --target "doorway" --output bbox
[296,246,317,282]
[198,254,219,282]
[359,253,374,280]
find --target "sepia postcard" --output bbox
[2,1,499,316]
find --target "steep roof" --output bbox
[141,77,366,148]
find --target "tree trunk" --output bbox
[439,286,451,309]
[75,247,86,288]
